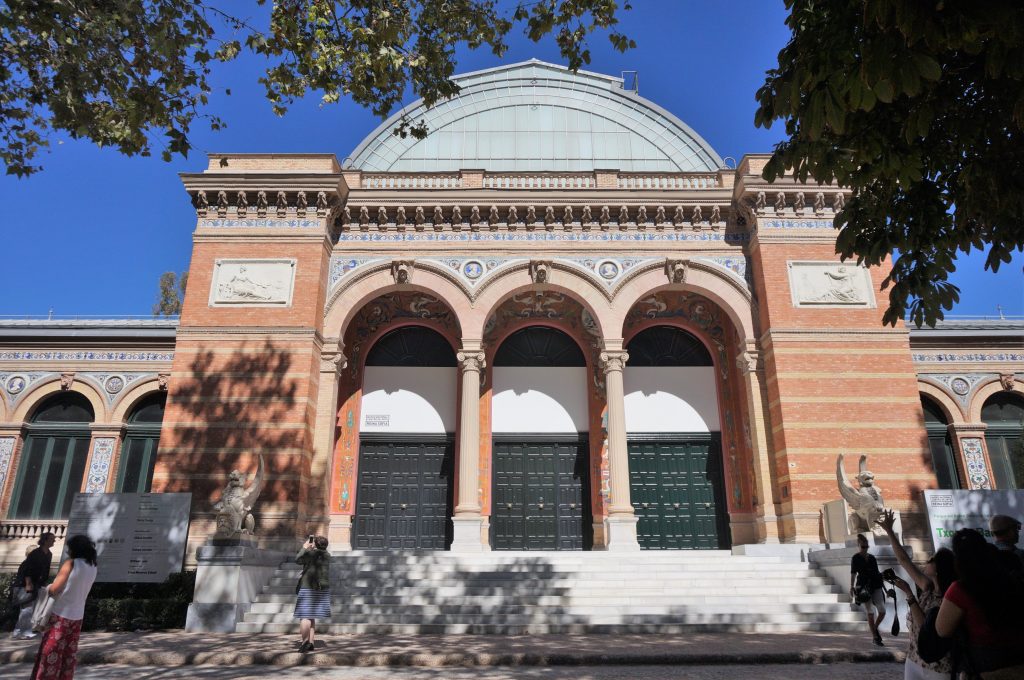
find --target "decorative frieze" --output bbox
[912,353,1024,363]
[761,219,835,229]
[0,352,174,362]
[199,218,321,228]
[192,189,333,219]
[84,438,115,493]
[923,373,994,407]
[335,231,748,243]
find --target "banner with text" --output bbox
[923,489,1024,551]
[65,492,192,582]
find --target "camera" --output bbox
[882,568,897,582]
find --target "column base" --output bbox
[603,515,641,552]
[327,515,352,551]
[450,516,486,552]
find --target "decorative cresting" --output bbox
[342,292,458,380]
[84,438,115,493]
[349,60,724,173]
[739,187,849,229]
[337,202,734,235]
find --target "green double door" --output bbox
[491,438,592,550]
[354,438,454,550]
[628,435,729,550]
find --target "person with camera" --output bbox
[876,509,956,679]
[850,533,887,646]
[294,534,331,653]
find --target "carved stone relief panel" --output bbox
[209,259,297,306]
[787,261,875,308]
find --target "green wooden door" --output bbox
[354,438,453,550]
[492,439,591,550]
[628,435,728,550]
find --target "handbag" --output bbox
[887,588,900,636]
[10,585,37,608]
[30,585,55,632]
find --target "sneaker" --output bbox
[10,630,23,640]
[873,634,884,647]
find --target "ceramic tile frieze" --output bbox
[336,231,748,243]
[960,438,992,490]
[694,256,750,286]
[913,353,1024,363]
[199,218,320,228]
[328,257,387,289]
[0,352,173,362]
[85,438,115,493]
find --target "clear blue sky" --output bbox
[1,2,1020,319]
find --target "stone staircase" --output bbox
[236,551,861,634]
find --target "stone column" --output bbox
[737,350,780,543]
[451,346,486,552]
[316,346,349,548]
[950,423,995,490]
[600,349,640,551]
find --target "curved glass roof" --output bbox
[348,60,723,173]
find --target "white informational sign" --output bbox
[923,489,1024,551]
[65,493,192,583]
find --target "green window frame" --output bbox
[115,431,160,493]
[9,427,91,519]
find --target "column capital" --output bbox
[735,350,763,375]
[599,350,629,373]
[457,350,486,372]
[319,351,347,375]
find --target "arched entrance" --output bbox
[921,396,960,489]
[625,325,728,549]
[352,326,457,550]
[982,392,1024,489]
[490,326,593,550]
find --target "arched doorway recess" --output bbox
[921,396,961,490]
[982,392,1024,489]
[625,325,729,549]
[490,325,593,550]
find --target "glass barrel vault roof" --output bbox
[347,60,724,173]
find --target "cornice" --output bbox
[176,326,323,342]
[761,327,909,344]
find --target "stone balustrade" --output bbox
[361,173,463,190]
[354,170,724,191]
[0,519,68,541]
[617,173,719,190]
[482,173,596,190]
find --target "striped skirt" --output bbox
[294,588,331,621]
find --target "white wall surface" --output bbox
[361,366,457,434]
[624,366,720,433]
[492,367,589,433]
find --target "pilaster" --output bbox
[451,343,486,552]
[599,347,639,551]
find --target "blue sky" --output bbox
[1,1,1020,319]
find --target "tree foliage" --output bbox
[0,1,632,176]
[755,1,1024,326]
[153,271,187,317]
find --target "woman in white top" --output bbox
[30,535,98,680]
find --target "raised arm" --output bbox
[876,508,930,592]
[46,559,74,599]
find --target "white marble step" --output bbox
[235,620,865,635]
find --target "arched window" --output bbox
[921,397,960,489]
[366,326,457,367]
[625,326,713,367]
[10,392,94,519]
[493,326,585,367]
[982,392,1024,489]
[116,393,166,493]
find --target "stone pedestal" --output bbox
[185,543,289,632]
[450,517,486,552]
[603,515,641,552]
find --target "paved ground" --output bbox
[4,662,906,679]
[0,630,906,668]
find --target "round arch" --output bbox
[466,264,613,340]
[12,378,108,424]
[610,261,755,342]
[968,379,1024,422]
[324,264,470,341]
[110,378,166,423]
[918,381,966,423]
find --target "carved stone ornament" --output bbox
[321,352,347,375]
[212,453,266,539]
[507,205,519,225]
[665,259,687,284]
[735,351,759,374]
[470,205,481,226]
[276,191,288,217]
[391,260,414,284]
[1001,373,1017,391]
[488,205,499,225]
[710,204,721,227]
[544,206,556,228]
[814,192,825,215]
[216,190,229,217]
[563,205,574,225]
[451,206,462,225]
[236,190,248,216]
[774,192,786,213]
[691,205,703,224]
[636,206,648,226]
[414,206,425,227]
[836,454,885,535]
[395,206,407,227]
[295,190,308,216]
[530,260,551,284]
[194,190,209,216]
[526,205,537,226]
[655,205,667,226]
[256,190,268,217]
[833,192,845,212]
[316,191,329,216]
[60,372,75,391]
[457,350,486,373]
[673,205,685,226]
[794,191,805,213]
[358,206,370,227]
[599,205,611,225]
[618,205,630,225]
[599,350,629,373]
[158,373,170,391]
[433,206,444,228]
[581,205,593,225]
[377,206,388,225]
[755,191,766,213]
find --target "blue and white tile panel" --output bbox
[85,438,115,493]
[913,352,1024,363]
[960,438,992,490]
[0,437,15,497]
[199,218,321,228]
[335,231,749,243]
[0,351,173,362]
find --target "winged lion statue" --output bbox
[836,454,885,534]
[212,454,266,538]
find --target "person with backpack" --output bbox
[850,533,887,646]
[294,534,331,653]
[9,531,55,640]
